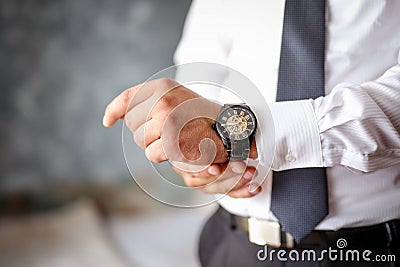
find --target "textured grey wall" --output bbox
[0,0,191,192]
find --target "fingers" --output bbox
[227,183,261,198]
[134,118,163,149]
[207,164,222,176]
[176,162,261,198]
[172,163,220,180]
[103,83,142,127]
[199,165,256,194]
[199,173,245,194]
[103,78,179,128]
[125,93,164,133]
[145,139,167,163]
[173,162,225,187]
[175,160,258,194]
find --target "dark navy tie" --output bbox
[271,0,328,242]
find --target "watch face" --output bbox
[216,105,256,141]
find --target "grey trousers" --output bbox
[199,207,399,267]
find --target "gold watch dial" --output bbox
[216,105,256,141]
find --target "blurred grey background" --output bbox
[0,1,218,267]
[0,0,191,192]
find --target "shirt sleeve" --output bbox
[269,58,400,173]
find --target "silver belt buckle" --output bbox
[248,217,294,248]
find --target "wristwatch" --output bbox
[214,104,257,161]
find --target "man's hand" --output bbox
[103,78,227,164]
[175,161,261,198]
[103,78,260,197]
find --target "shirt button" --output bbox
[285,153,296,162]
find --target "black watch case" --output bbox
[214,104,257,161]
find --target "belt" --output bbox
[232,214,400,249]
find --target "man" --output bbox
[103,0,400,266]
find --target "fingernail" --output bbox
[248,183,260,194]
[243,170,253,180]
[102,116,109,127]
[232,166,244,174]
[208,166,219,176]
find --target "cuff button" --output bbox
[285,153,296,162]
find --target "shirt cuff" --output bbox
[268,100,324,171]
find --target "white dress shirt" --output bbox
[174,0,400,230]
